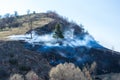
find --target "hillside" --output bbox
[0,40,51,80]
[0,11,120,80]
[0,13,54,40]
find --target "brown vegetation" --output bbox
[0,13,54,40]
[49,62,93,80]
[9,74,24,80]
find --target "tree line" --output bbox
[0,10,36,31]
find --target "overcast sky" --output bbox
[0,0,120,52]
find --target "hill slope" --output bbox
[0,11,120,80]
[8,12,120,74]
[0,13,54,40]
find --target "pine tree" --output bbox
[53,23,64,39]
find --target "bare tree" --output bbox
[27,9,33,39]
[4,13,10,18]
[14,11,18,18]
[27,9,30,15]
[29,19,33,39]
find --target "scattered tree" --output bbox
[27,9,33,39]
[27,9,30,15]
[14,11,18,18]
[53,23,64,40]
[29,19,33,39]
[33,11,36,14]
[4,13,10,18]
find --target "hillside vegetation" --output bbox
[0,13,54,40]
[0,11,86,80]
[0,11,120,80]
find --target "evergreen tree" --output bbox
[53,23,64,39]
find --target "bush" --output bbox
[9,53,14,58]
[19,65,31,71]
[9,74,24,80]
[49,62,92,80]
[25,71,39,80]
[89,61,97,74]
[9,58,18,65]
[9,71,43,80]
[83,67,92,80]
[0,69,8,78]
[53,23,64,39]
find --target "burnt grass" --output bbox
[25,42,120,75]
[0,40,120,80]
[0,40,51,80]
[89,48,120,74]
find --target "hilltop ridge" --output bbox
[0,11,120,80]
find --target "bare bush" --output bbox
[90,61,97,74]
[83,67,92,80]
[25,71,39,80]
[9,74,24,80]
[49,62,92,80]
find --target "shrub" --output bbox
[25,71,39,80]
[0,69,8,78]
[83,62,97,80]
[9,74,24,80]
[90,61,97,74]
[9,53,14,58]
[9,58,18,65]
[53,23,64,39]
[49,62,92,80]
[19,65,31,71]
[83,67,92,80]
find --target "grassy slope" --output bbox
[0,13,54,40]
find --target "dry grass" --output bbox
[0,40,51,80]
[0,16,54,40]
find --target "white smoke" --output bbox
[8,30,95,47]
